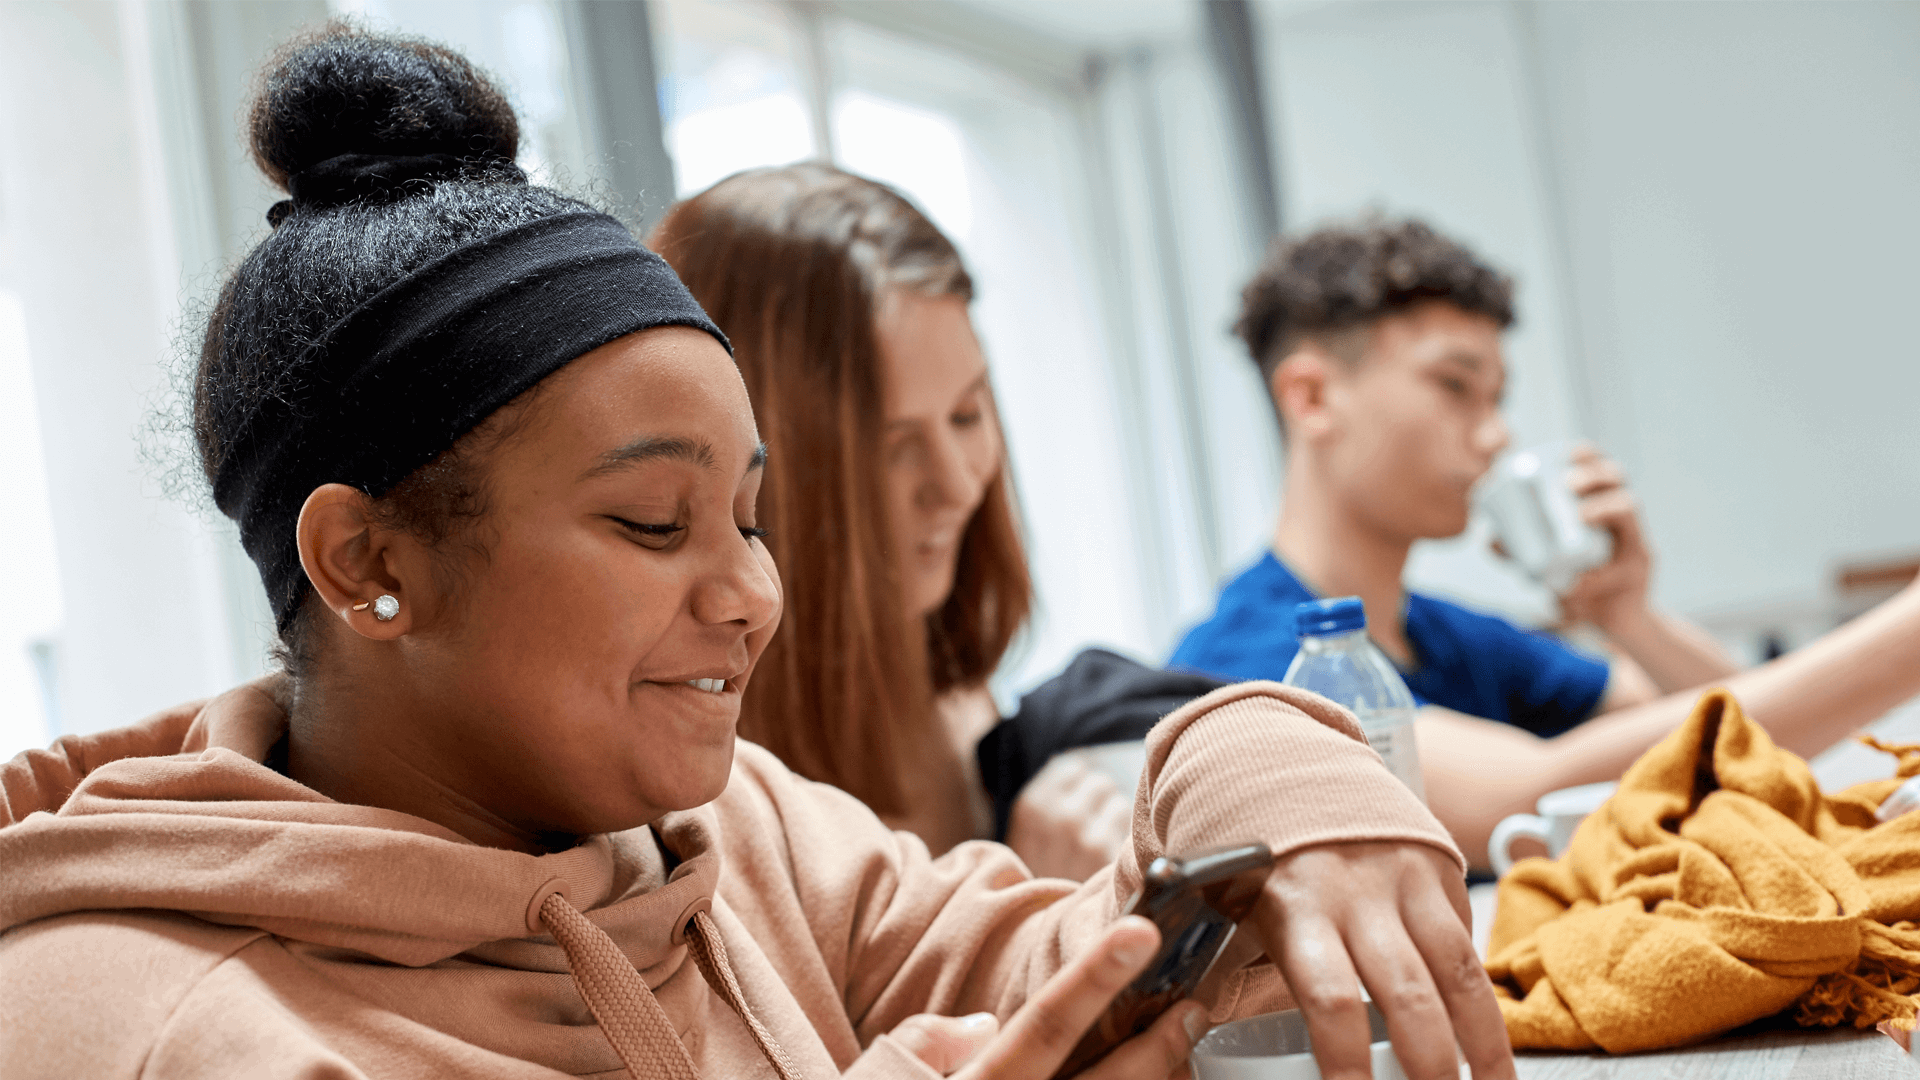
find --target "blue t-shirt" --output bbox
[1170,553,1609,738]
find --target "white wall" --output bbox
[1255,0,1920,633]
[1531,0,1920,618]
[0,293,60,750]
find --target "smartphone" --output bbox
[1052,842,1274,1078]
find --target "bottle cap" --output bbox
[1294,597,1367,638]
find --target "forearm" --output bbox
[1700,579,1920,758]
[1134,682,1461,877]
[1577,580,1920,764]
[838,682,1462,1038]
[1418,708,1570,869]
[1425,580,1920,867]
[1598,606,1742,694]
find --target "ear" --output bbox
[1269,345,1340,444]
[295,483,423,640]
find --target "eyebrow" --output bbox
[581,437,767,479]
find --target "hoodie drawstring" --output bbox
[684,909,804,1080]
[538,891,801,1080]
[540,891,698,1080]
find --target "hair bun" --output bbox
[250,22,521,198]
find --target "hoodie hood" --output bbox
[0,680,717,971]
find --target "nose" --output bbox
[916,426,988,516]
[689,528,782,632]
[1475,409,1512,460]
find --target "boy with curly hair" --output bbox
[1173,219,1744,862]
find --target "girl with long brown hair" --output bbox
[653,164,1162,869]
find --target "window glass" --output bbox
[334,0,588,186]
[0,291,62,747]
[833,90,972,242]
[655,0,816,197]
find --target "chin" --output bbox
[907,577,955,621]
[1415,494,1474,540]
[661,742,738,810]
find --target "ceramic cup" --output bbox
[1476,442,1614,594]
[1488,780,1618,876]
[1191,1004,1403,1080]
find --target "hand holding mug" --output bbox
[1556,444,1654,632]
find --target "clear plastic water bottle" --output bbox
[1281,597,1427,803]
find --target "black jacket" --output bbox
[974,648,1226,840]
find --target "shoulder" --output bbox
[715,739,913,881]
[2,700,203,825]
[1213,553,1299,609]
[1172,557,1307,677]
[0,911,266,1077]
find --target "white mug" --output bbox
[1477,442,1614,594]
[1488,781,1618,876]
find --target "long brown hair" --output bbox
[652,163,1031,815]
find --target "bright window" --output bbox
[0,290,62,748]
[668,90,815,197]
[832,90,973,243]
[656,0,819,197]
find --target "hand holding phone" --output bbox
[889,915,1204,1078]
[885,837,1510,1080]
[1051,842,1273,1078]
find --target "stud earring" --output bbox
[351,595,400,622]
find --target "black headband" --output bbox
[212,210,731,630]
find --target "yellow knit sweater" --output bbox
[1488,689,1920,1053]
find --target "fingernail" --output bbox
[1182,1003,1209,1045]
[958,1012,995,1033]
[1112,936,1153,968]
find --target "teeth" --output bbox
[683,678,726,694]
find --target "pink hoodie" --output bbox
[0,680,1457,1079]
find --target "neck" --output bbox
[285,650,576,855]
[1272,451,1414,655]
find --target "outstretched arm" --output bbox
[1423,576,1920,866]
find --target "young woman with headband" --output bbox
[0,27,1513,1080]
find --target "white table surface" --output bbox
[1509,1027,1915,1078]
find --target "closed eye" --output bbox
[614,516,765,541]
[612,516,684,539]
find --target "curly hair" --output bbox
[1236,217,1515,388]
[197,22,598,673]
